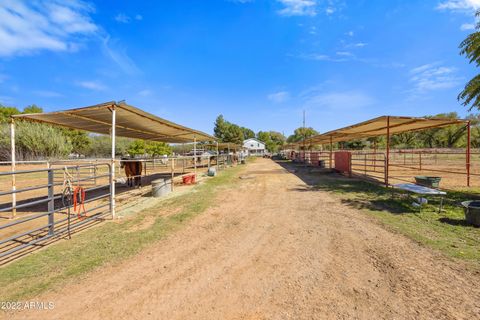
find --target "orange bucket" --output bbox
[182,174,196,185]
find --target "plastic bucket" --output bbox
[415,176,441,188]
[461,201,480,227]
[182,174,196,185]
[208,167,216,176]
[151,178,171,197]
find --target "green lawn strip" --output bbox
[315,177,480,264]
[0,164,245,301]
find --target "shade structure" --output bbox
[305,116,468,145]
[12,101,214,143]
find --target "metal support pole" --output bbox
[171,158,175,192]
[110,106,116,219]
[467,120,471,187]
[386,116,390,187]
[216,141,219,169]
[193,136,197,175]
[48,169,54,235]
[329,136,333,169]
[10,119,16,218]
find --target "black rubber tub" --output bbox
[415,176,442,188]
[461,201,480,227]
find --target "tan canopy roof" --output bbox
[12,101,215,143]
[306,115,468,145]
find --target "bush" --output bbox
[0,122,72,160]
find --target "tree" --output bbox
[0,122,72,160]
[60,129,91,155]
[257,131,286,153]
[23,104,43,114]
[240,127,255,140]
[0,105,20,123]
[341,140,366,150]
[213,115,229,141]
[459,13,480,110]
[286,127,319,143]
[145,141,172,157]
[127,139,146,156]
[214,114,255,144]
[224,124,244,144]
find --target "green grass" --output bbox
[0,164,245,301]
[315,177,480,265]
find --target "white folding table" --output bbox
[392,183,447,213]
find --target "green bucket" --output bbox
[415,176,441,188]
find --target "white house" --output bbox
[243,138,266,156]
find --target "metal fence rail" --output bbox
[0,154,237,263]
[0,163,112,263]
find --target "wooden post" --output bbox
[171,158,175,191]
[193,136,197,175]
[364,153,367,176]
[329,136,333,169]
[216,141,219,169]
[10,119,16,218]
[110,106,116,219]
[467,121,471,187]
[227,144,230,166]
[385,116,390,187]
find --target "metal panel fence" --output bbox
[0,163,112,264]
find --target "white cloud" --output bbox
[325,7,335,15]
[114,13,143,23]
[461,22,476,30]
[277,0,317,16]
[437,0,480,11]
[409,63,462,93]
[298,52,351,62]
[76,80,106,91]
[336,51,353,57]
[345,31,354,37]
[114,13,130,23]
[303,90,375,110]
[102,36,140,75]
[0,0,98,57]
[352,42,367,47]
[268,91,290,103]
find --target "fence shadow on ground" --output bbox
[275,160,480,218]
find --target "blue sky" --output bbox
[0,0,479,136]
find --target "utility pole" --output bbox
[303,110,306,165]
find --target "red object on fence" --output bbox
[182,174,196,185]
[73,186,86,219]
[334,151,352,175]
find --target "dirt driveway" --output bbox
[10,159,480,319]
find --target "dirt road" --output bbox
[10,159,480,319]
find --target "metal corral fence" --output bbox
[0,154,232,263]
[0,163,112,263]
[286,149,479,189]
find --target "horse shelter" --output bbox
[286,116,476,189]
[0,101,221,263]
